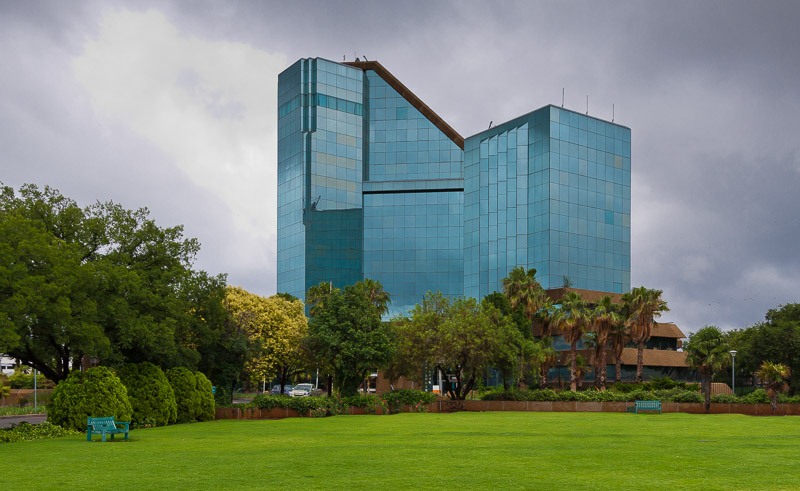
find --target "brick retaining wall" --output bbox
[215,400,800,420]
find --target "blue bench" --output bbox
[86,416,130,442]
[634,400,662,414]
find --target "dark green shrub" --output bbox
[166,367,201,423]
[48,367,133,431]
[251,394,290,410]
[166,368,215,423]
[670,390,703,403]
[342,394,386,414]
[524,389,560,401]
[711,394,739,403]
[0,421,81,444]
[778,393,800,403]
[194,372,216,422]
[740,389,770,404]
[608,382,643,394]
[118,362,177,428]
[646,376,678,390]
[381,389,436,414]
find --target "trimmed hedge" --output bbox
[381,389,436,414]
[166,368,215,423]
[194,372,216,422]
[479,387,705,403]
[118,362,178,428]
[247,390,436,416]
[48,366,133,431]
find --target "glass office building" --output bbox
[277,58,630,315]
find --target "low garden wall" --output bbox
[215,400,800,420]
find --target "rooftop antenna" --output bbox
[561,88,565,107]
[612,103,615,123]
[355,56,360,62]
[586,95,589,115]
[362,55,368,61]
[343,54,346,61]
[488,120,493,129]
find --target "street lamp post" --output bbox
[730,350,737,396]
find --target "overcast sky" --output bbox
[2,0,798,334]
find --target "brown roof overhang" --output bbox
[344,60,464,150]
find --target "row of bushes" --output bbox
[245,389,437,416]
[47,364,215,431]
[0,421,80,444]
[479,387,800,404]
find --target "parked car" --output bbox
[270,384,293,395]
[290,383,314,397]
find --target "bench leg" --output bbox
[102,432,107,443]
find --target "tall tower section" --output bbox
[464,106,631,299]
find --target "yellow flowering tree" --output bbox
[223,287,308,392]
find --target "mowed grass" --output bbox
[4,412,799,490]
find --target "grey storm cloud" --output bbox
[2,0,798,334]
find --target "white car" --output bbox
[290,383,314,397]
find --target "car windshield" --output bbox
[296,384,312,390]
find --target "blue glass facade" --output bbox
[464,106,631,299]
[278,58,630,315]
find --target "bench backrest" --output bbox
[635,401,660,408]
[88,417,117,430]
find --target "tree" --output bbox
[589,296,622,390]
[552,291,589,392]
[756,361,791,413]
[306,280,395,396]
[501,266,553,387]
[728,304,800,393]
[0,183,227,381]
[502,266,549,334]
[391,292,518,400]
[622,286,669,383]
[685,325,729,413]
[483,292,538,389]
[608,316,629,383]
[222,287,308,394]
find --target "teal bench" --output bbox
[86,416,130,442]
[634,400,662,414]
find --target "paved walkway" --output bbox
[0,414,47,429]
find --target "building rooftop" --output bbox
[344,60,464,149]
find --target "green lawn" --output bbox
[4,412,799,490]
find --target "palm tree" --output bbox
[685,325,729,413]
[502,266,551,387]
[622,286,669,383]
[306,281,338,317]
[553,291,588,392]
[589,296,621,391]
[608,319,629,383]
[756,361,791,414]
[502,266,548,333]
[355,278,391,316]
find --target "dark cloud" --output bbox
[2,0,798,333]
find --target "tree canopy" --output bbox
[391,292,519,400]
[306,280,394,396]
[223,286,307,392]
[0,183,226,381]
